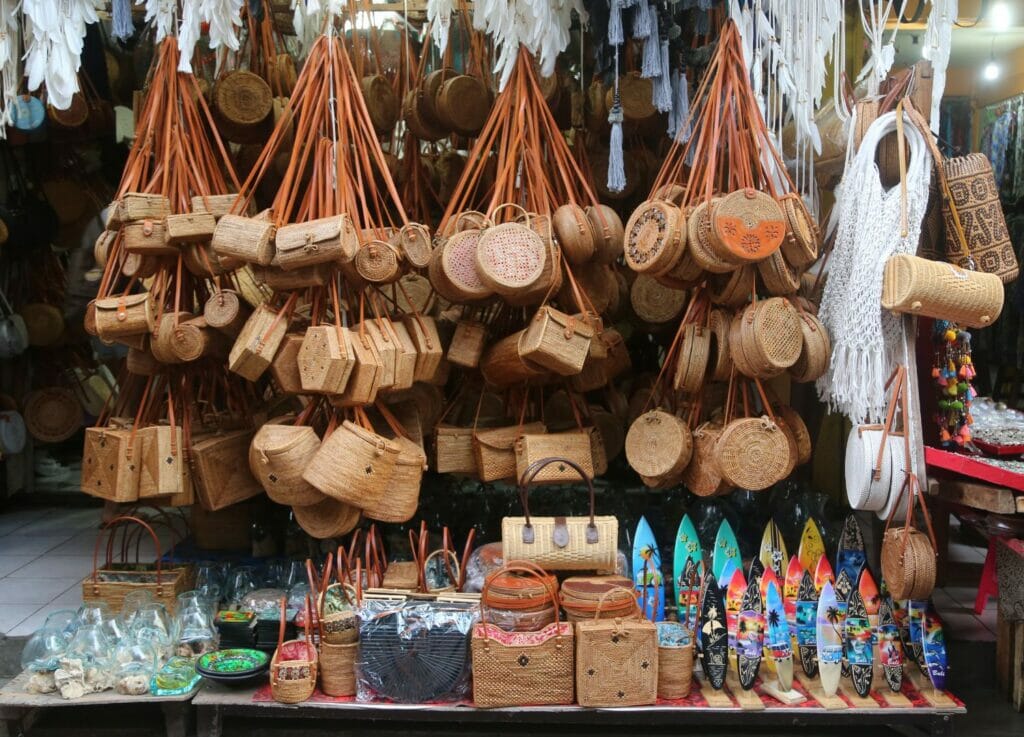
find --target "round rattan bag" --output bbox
[429,228,494,303]
[23,388,83,443]
[713,415,791,491]
[630,274,687,325]
[673,324,711,394]
[624,200,683,274]
[789,312,831,384]
[476,208,547,298]
[682,422,732,497]
[552,204,597,265]
[757,249,801,296]
[737,298,802,378]
[293,495,361,539]
[586,205,625,266]
[355,240,403,284]
[775,404,812,466]
[707,309,733,381]
[212,70,273,142]
[779,193,819,268]
[397,223,433,269]
[361,75,400,134]
[710,189,787,263]
[625,410,693,483]
[687,199,737,274]
[709,265,755,308]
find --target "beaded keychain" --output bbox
[931,319,976,450]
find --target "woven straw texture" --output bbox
[709,264,755,308]
[355,241,401,284]
[624,200,682,274]
[681,423,731,496]
[789,313,831,383]
[214,71,273,126]
[553,204,596,264]
[292,495,360,539]
[881,253,1004,328]
[476,222,546,295]
[520,307,594,376]
[708,309,733,381]
[942,153,1018,282]
[81,427,140,502]
[250,424,324,506]
[688,199,736,273]
[302,420,399,507]
[500,516,618,572]
[228,304,289,381]
[440,229,492,300]
[631,274,687,324]
[94,293,154,339]
[270,334,305,393]
[514,430,595,484]
[191,430,263,511]
[757,249,801,296]
[575,614,658,707]
[447,320,487,368]
[361,436,424,523]
[882,527,936,600]
[298,325,355,394]
[271,640,318,703]
[738,298,802,377]
[471,621,575,707]
[23,388,82,443]
[560,576,636,621]
[398,223,433,269]
[587,205,625,265]
[710,189,786,262]
[434,425,478,475]
[673,324,711,394]
[319,641,357,696]
[474,422,546,482]
[776,405,812,465]
[780,193,819,267]
[625,410,692,480]
[713,417,790,491]
[658,641,694,699]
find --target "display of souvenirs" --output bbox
[931,320,977,450]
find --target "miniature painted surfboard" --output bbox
[713,518,741,582]
[718,558,737,609]
[784,556,803,640]
[844,589,874,697]
[737,577,764,690]
[758,567,777,677]
[760,519,788,581]
[796,570,819,677]
[859,568,881,622]
[700,572,729,690]
[678,558,701,632]
[764,575,794,691]
[836,515,867,585]
[833,569,853,678]
[798,517,826,574]
[813,554,835,593]
[674,514,703,623]
[907,599,928,671]
[877,596,904,693]
[633,516,665,621]
[923,605,948,691]
[816,581,843,697]
[748,556,765,589]
[760,566,779,611]
[726,567,747,654]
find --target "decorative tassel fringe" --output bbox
[608,0,623,46]
[673,70,692,142]
[640,5,661,78]
[633,0,651,39]
[653,43,672,112]
[112,0,134,41]
[607,102,626,193]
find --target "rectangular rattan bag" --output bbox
[575,596,658,707]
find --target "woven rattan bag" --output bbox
[520,306,595,376]
[471,564,575,707]
[501,457,617,572]
[625,410,692,486]
[250,421,324,507]
[271,597,318,704]
[474,422,546,482]
[514,429,595,484]
[575,591,658,707]
[881,253,1003,329]
[881,474,937,600]
[302,412,400,510]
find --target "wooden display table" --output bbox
[0,670,199,737]
[192,672,965,737]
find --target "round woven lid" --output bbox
[687,199,736,274]
[438,75,489,136]
[740,298,802,375]
[681,423,729,497]
[780,193,820,268]
[399,223,433,269]
[673,324,710,394]
[204,290,244,329]
[625,409,693,479]
[757,249,801,296]
[23,388,82,443]
[630,274,687,324]
[483,570,558,609]
[707,309,733,381]
[624,200,682,273]
[789,313,831,384]
[169,321,207,361]
[402,89,446,142]
[355,241,402,284]
[439,229,492,299]
[713,416,790,491]
[710,189,786,262]
[122,252,158,279]
[476,222,546,293]
[213,70,273,127]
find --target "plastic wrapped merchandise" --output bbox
[462,542,504,593]
[240,588,288,618]
[356,599,477,703]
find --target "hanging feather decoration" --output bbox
[23,0,103,110]
[922,0,955,133]
[0,0,18,135]
[428,0,455,53]
[112,0,135,41]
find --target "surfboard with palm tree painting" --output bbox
[713,518,741,582]
[796,569,819,677]
[844,589,874,697]
[833,569,853,678]
[633,516,665,622]
[726,567,746,655]
[784,555,803,642]
[764,574,794,691]
[836,515,867,585]
[700,572,729,690]
[923,605,948,691]
[737,577,764,690]
[813,553,834,593]
[798,517,826,574]
[759,566,779,678]
[877,596,904,692]
[816,581,843,696]
[760,519,788,581]
[908,599,928,671]
[673,514,703,624]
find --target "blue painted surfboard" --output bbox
[633,516,665,621]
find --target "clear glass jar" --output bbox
[114,642,157,695]
[21,626,69,672]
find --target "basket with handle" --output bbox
[713,378,791,492]
[471,563,575,707]
[476,204,548,298]
[881,253,1003,329]
[228,295,296,381]
[250,408,324,507]
[271,595,318,703]
[501,457,618,572]
[80,515,188,614]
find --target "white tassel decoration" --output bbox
[632,0,650,39]
[112,0,134,40]
[653,41,671,113]
[607,100,626,193]
[640,4,660,77]
[608,0,623,46]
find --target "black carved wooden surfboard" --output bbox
[796,570,818,677]
[844,589,874,697]
[700,572,728,690]
[736,577,764,690]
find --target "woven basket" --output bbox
[630,274,687,324]
[480,331,547,387]
[587,205,625,265]
[476,216,547,297]
[397,223,433,269]
[780,193,819,267]
[687,199,735,274]
[228,303,290,381]
[271,608,318,704]
[270,334,305,393]
[707,309,733,381]
[474,422,546,482]
[94,293,155,340]
[710,189,786,262]
[682,423,732,497]
[735,298,802,378]
[298,325,355,394]
[303,420,399,508]
[293,495,361,539]
[403,88,445,141]
[319,641,358,697]
[882,526,936,600]
[560,576,636,622]
[381,561,420,590]
[624,200,684,274]
[191,430,263,511]
[23,388,82,443]
[520,306,594,376]
[355,240,403,284]
[81,425,141,503]
[203,290,252,338]
[789,313,831,383]
[120,253,159,280]
[251,424,324,506]
[775,405,812,466]
[448,319,487,369]
[708,264,755,308]
[126,344,161,376]
[575,597,658,707]
[673,324,711,394]
[360,74,400,134]
[212,214,276,266]
[758,249,802,296]
[625,410,692,482]
[607,73,657,124]
[435,424,477,475]
[434,228,493,301]
[361,436,424,523]
[658,641,694,699]
[435,74,489,136]
[553,204,596,264]
[213,71,273,142]
[514,430,595,485]
[122,218,175,256]
[331,329,383,407]
[881,253,1004,328]
[655,237,703,290]
[713,417,791,491]
[275,214,359,270]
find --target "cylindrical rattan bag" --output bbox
[302,414,400,509]
[881,253,1003,329]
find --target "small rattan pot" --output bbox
[319,641,358,697]
[657,640,694,700]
